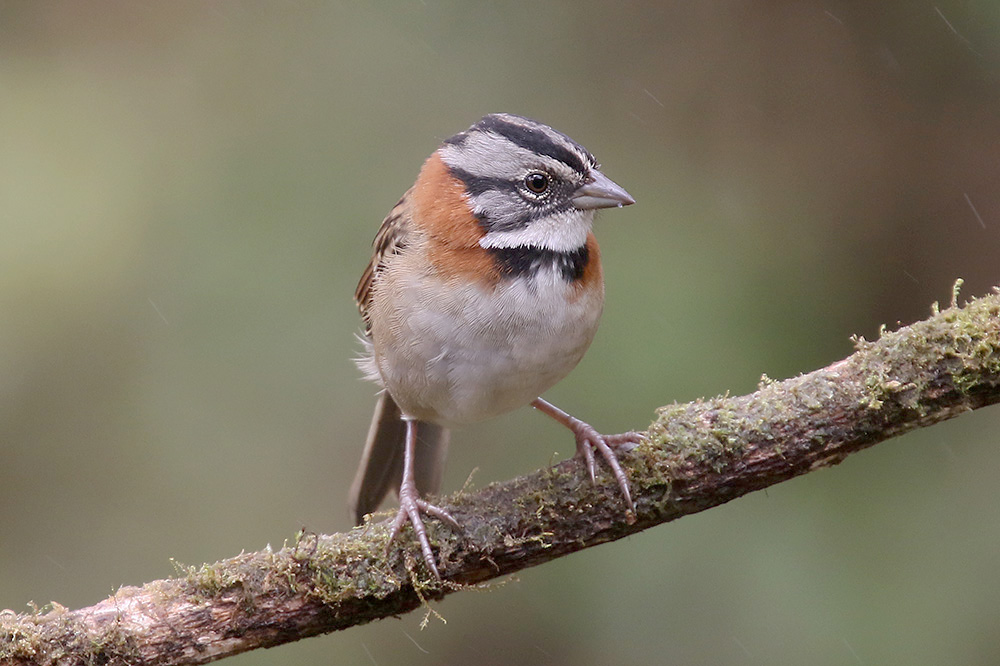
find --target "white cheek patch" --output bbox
[479,209,595,252]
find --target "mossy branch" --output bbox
[3,291,999,666]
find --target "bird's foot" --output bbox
[531,397,643,517]
[568,421,644,516]
[386,482,459,579]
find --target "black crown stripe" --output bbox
[474,116,591,176]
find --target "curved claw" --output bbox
[571,422,636,514]
[416,498,460,528]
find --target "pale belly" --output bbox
[367,267,604,425]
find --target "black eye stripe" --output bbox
[449,167,562,199]
[448,166,577,232]
[448,169,516,197]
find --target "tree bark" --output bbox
[3,291,999,666]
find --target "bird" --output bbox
[349,113,640,577]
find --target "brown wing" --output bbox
[355,189,414,332]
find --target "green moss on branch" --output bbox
[3,292,998,666]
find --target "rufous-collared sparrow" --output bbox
[350,113,640,577]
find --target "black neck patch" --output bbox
[487,244,589,283]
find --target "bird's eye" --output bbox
[524,171,551,195]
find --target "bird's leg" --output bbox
[386,417,459,578]
[531,397,642,514]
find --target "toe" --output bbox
[417,499,459,528]
[383,495,459,579]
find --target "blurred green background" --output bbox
[2,2,999,664]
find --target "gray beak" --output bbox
[572,170,635,209]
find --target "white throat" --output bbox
[478,209,594,253]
